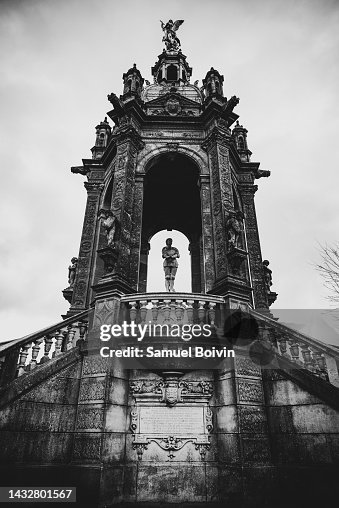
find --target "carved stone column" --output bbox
[129,174,144,290]
[200,174,215,292]
[70,181,103,313]
[239,184,268,309]
[189,238,203,293]
[202,130,234,288]
[95,128,144,295]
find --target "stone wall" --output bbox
[0,349,338,507]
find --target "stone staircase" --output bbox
[0,297,339,507]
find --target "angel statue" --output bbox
[160,19,184,51]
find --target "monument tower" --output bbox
[65,19,276,314]
[0,20,338,508]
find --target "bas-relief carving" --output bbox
[82,356,109,375]
[79,378,106,401]
[73,196,100,308]
[130,378,213,406]
[241,187,268,308]
[93,299,119,330]
[73,434,102,460]
[235,357,261,377]
[76,407,104,430]
[20,376,68,402]
[237,380,264,403]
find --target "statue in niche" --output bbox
[226,210,244,250]
[160,19,184,51]
[98,209,118,247]
[68,257,78,287]
[162,238,180,292]
[263,260,273,293]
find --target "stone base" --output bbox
[62,286,73,304]
[93,273,136,299]
[268,291,278,306]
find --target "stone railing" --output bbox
[253,310,339,386]
[120,292,225,328]
[0,310,89,388]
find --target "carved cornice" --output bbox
[238,184,258,195]
[84,181,104,194]
[71,166,88,176]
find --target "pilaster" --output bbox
[95,127,144,296]
[70,181,104,314]
[239,184,268,309]
[202,130,234,285]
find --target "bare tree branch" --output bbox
[315,243,339,303]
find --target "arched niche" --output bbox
[139,152,203,293]
[147,230,191,293]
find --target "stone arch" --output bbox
[137,144,208,175]
[138,151,204,293]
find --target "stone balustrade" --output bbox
[254,311,339,386]
[0,310,89,388]
[120,292,226,329]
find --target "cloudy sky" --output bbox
[0,0,339,342]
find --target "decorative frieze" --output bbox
[79,377,106,401]
[237,380,264,403]
[235,357,261,377]
[82,356,109,375]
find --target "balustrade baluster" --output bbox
[78,321,88,343]
[66,325,76,351]
[208,302,216,328]
[163,300,171,324]
[312,351,328,380]
[151,300,159,324]
[198,301,205,325]
[186,300,194,324]
[129,301,137,323]
[30,339,43,370]
[277,335,288,356]
[301,345,313,370]
[55,330,65,355]
[40,334,53,363]
[140,300,148,325]
[17,344,31,377]
[288,339,300,364]
[175,300,184,325]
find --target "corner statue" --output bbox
[160,19,184,52]
[162,238,180,292]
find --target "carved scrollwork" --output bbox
[130,380,163,395]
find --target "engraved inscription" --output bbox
[139,406,205,434]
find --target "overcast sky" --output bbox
[0,0,339,342]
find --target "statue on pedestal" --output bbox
[162,238,180,292]
[98,209,117,247]
[68,257,78,287]
[226,211,244,250]
[263,260,273,293]
[160,19,184,51]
